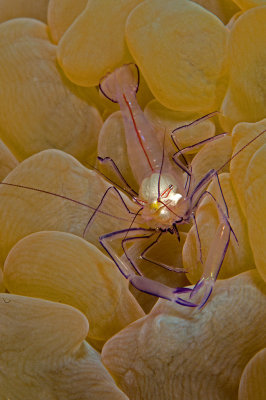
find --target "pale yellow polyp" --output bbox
[0,294,128,399]
[238,348,266,400]
[102,271,266,400]
[0,0,49,23]
[48,0,87,43]
[4,231,144,342]
[220,6,266,130]
[0,149,139,266]
[0,18,102,163]
[126,0,229,112]
[57,0,143,87]
[0,139,18,181]
[183,173,254,283]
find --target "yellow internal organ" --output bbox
[150,201,160,211]
[0,18,102,163]
[126,0,229,112]
[57,0,143,87]
[220,6,266,130]
[4,231,144,343]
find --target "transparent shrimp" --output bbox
[97,63,266,308]
[0,64,264,310]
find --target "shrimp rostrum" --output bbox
[94,63,251,309]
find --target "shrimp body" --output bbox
[100,64,184,189]
[100,64,186,230]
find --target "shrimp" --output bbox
[96,63,266,308]
[0,64,264,309]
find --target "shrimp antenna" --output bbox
[216,129,266,175]
[0,181,135,223]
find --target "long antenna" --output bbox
[216,129,265,175]
[0,181,136,223]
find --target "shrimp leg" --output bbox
[139,231,185,273]
[172,132,229,165]
[189,189,231,308]
[190,216,230,308]
[100,228,196,307]
[97,156,138,197]
[82,186,139,238]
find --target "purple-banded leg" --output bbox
[82,185,139,238]
[192,214,203,264]
[190,214,231,309]
[189,185,232,308]
[97,156,138,197]
[191,171,238,241]
[139,230,186,273]
[171,112,219,137]
[171,111,220,167]
[172,131,229,168]
[100,228,196,307]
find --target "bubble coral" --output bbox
[0,0,265,398]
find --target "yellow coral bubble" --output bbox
[221,6,266,130]
[126,0,229,112]
[0,294,128,399]
[57,0,143,87]
[231,0,266,11]
[4,231,144,342]
[0,18,102,163]
[0,0,49,23]
[0,139,18,181]
[0,268,4,292]
[0,150,139,265]
[238,348,266,400]
[48,0,87,43]
[230,119,266,217]
[194,0,240,24]
[244,145,266,282]
[102,271,266,400]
